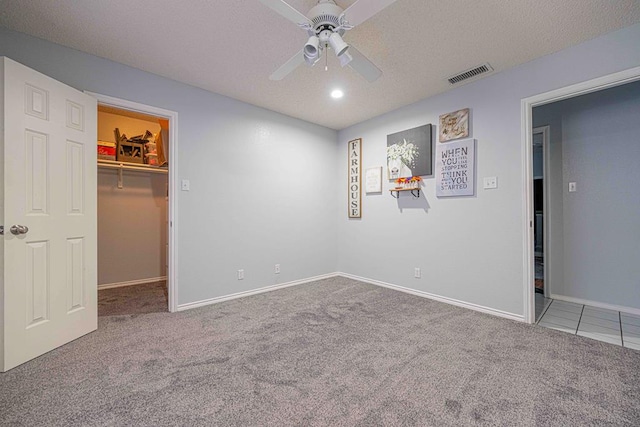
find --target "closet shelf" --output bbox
[98,159,168,174]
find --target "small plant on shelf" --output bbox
[395,176,422,189]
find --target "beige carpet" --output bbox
[98,281,168,316]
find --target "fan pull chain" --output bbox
[325,44,328,71]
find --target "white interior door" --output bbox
[1,57,97,371]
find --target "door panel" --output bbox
[25,240,50,328]
[2,57,97,371]
[25,130,50,215]
[66,141,85,214]
[66,237,85,313]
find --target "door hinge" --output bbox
[0,225,3,235]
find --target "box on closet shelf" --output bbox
[116,141,145,164]
[97,141,116,161]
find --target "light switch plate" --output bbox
[483,176,498,189]
[181,179,190,191]
[568,182,577,192]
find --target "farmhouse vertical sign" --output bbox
[348,138,362,218]
[436,138,475,197]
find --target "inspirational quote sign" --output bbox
[436,138,475,197]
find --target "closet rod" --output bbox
[98,161,168,175]
[98,160,167,189]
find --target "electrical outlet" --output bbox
[237,269,244,280]
[274,264,280,274]
[414,267,421,278]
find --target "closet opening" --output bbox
[95,101,174,316]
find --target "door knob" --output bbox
[10,225,29,235]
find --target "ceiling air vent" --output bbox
[447,63,494,85]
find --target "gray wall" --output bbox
[0,27,338,306]
[336,24,640,318]
[535,81,640,309]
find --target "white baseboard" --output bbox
[174,271,524,322]
[338,272,525,322]
[98,276,167,290]
[176,273,339,312]
[550,294,640,316]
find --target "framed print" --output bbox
[436,138,475,197]
[365,167,382,193]
[439,108,469,142]
[386,124,432,180]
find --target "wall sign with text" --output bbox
[348,138,362,218]
[436,138,475,197]
[365,166,382,193]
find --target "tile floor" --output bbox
[537,296,640,350]
[535,293,552,320]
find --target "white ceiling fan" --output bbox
[259,0,398,82]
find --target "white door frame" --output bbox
[521,66,640,324]
[86,92,179,313]
[532,125,550,299]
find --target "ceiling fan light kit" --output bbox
[260,0,397,82]
[328,32,349,57]
[304,52,320,66]
[304,35,320,57]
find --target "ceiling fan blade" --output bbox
[259,0,312,26]
[342,0,398,27]
[345,46,382,82]
[269,50,306,81]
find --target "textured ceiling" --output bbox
[1,0,639,130]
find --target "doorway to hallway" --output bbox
[522,66,640,325]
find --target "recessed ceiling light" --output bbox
[331,89,344,99]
